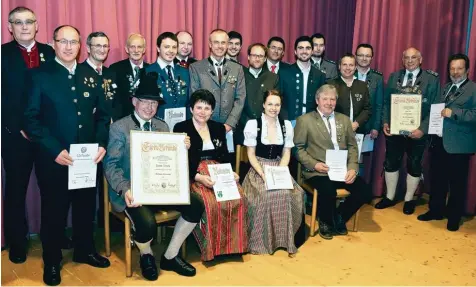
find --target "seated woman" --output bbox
[173,89,248,261]
[242,89,305,255]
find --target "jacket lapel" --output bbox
[206,58,220,86]
[313,112,334,147]
[445,79,470,105]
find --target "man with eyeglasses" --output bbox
[235,43,278,146]
[146,32,190,128]
[1,6,56,264]
[265,36,290,74]
[110,33,150,120]
[226,31,243,63]
[376,47,440,215]
[190,29,246,135]
[24,25,112,286]
[310,33,337,80]
[355,43,384,139]
[174,31,197,68]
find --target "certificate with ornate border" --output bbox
[130,130,190,205]
[390,94,422,135]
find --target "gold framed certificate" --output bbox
[390,94,422,135]
[130,130,190,205]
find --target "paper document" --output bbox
[264,166,294,190]
[428,103,445,135]
[208,163,241,202]
[164,107,186,131]
[68,143,99,190]
[226,130,235,153]
[325,149,348,182]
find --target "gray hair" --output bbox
[8,6,35,22]
[86,31,109,46]
[315,84,338,101]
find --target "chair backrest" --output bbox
[235,144,249,175]
[296,162,304,186]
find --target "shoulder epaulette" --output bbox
[324,59,336,64]
[426,69,439,77]
[370,69,383,75]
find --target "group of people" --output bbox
[2,5,475,286]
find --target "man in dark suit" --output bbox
[311,33,338,80]
[327,53,371,134]
[174,31,197,68]
[278,36,326,124]
[110,33,149,120]
[265,36,290,74]
[418,54,476,231]
[24,25,111,286]
[146,32,190,127]
[1,6,56,264]
[377,47,440,215]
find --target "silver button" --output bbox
[68,75,72,79]
[73,99,77,103]
[78,112,81,115]
[79,125,82,128]
[71,87,76,91]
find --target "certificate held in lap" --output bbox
[207,163,241,202]
[390,94,421,135]
[264,166,293,190]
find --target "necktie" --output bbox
[166,65,178,95]
[406,73,414,87]
[445,85,457,102]
[271,65,277,74]
[133,66,140,82]
[216,63,222,84]
[316,61,321,70]
[96,66,102,75]
[324,116,332,138]
[143,122,150,131]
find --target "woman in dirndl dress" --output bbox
[242,89,305,255]
[173,89,248,261]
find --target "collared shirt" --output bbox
[55,57,77,74]
[210,55,224,76]
[403,68,421,86]
[267,60,280,73]
[176,56,189,62]
[248,67,262,79]
[134,111,151,131]
[317,109,339,150]
[86,58,103,74]
[311,57,322,68]
[297,60,311,114]
[243,113,294,148]
[130,60,144,77]
[357,67,370,82]
[445,78,468,98]
[341,76,357,122]
[19,40,36,52]
[157,57,175,79]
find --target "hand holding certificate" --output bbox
[325,149,348,182]
[68,143,99,190]
[428,103,445,135]
[264,166,293,190]
[208,163,241,202]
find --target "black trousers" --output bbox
[307,175,372,225]
[1,131,36,248]
[428,137,472,221]
[35,156,97,265]
[384,135,427,177]
[124,192,204,243]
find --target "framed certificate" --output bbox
[130,130,190,205]
[390,94,422,135]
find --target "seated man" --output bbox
[104,72,204,280]
[294,84,372,240]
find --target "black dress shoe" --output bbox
[160,254,196,277]
[375,197,396,209]
[140,254,159,281]
[333,214,348,236]
[447,219,460,232]
[403,200,416,215]
[417,211,444,221]
[73,253,110,268]
[317,221,334,240]
[60,236,73,250]
[43,264,61,286]
[9,246,27,264]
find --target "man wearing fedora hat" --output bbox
[104,72,204,280]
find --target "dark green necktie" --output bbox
[143,122,151,131]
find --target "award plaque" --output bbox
[130,130,190,205]
[390,94,422,135]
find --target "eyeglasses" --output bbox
[9,19,36,26]
[249,54,265,59]
[55,39,80,46]
[90,44,110,50]
[356,54,372,59]
[138,98,159,107]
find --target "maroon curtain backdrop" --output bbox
[352,0,475,215]
[0,0,356,246]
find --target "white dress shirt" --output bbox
[317,109,339,150]
[297,60,311,114]
[402,68,420,86]
[55,57,77,74]
[157,57,175,79]
[243,114,294,148]
[266,60,280,73]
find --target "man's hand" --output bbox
[195,173,215,188]
[441,108,452,118]
[20,130,31,141]
[233,172,240,182]
[383,123,391,136]
[409,129,424,139]
[94,147,107,163]
[314,162,329,173]
[224,124,232,133]
[370,129,379,139]
[352,122,359,132]
[125,190,141,208]
[55,150,73,166]
[184,136,191,150]
[344,169,357,184]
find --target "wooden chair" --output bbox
[296,163,360,237]
[103,177,186,277]
[235,144,249,175]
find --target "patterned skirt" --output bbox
[242,156,305,255]
[191,160,248,261]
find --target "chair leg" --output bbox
[352,209,360,232]
[125,217,132,277]
[310,189,318,237]
[104,211,111,257]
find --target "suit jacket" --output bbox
[145,62,190,120]
[357,69,384,132]
[189,58,246,128]
[438,79,476,154]
[327,77,371,131]
[278,63,326,121]
[311,58,338,80]
[104,114,169,212]
[173,119,230,181]
[174,57,197,69]
[264,60,291,74]
[24,61,111,162]
[1,40,55,135]
[109,59,150,120]
[294,111,358,180]
[383,69,440,133]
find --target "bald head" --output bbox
[402,47,422,72]
[209,29,228,60]
[177,31,193,59]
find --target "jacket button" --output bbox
[78,112,81,115]
[71,87,76,91]
[73,99,77,103]
[79,125,82,128]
